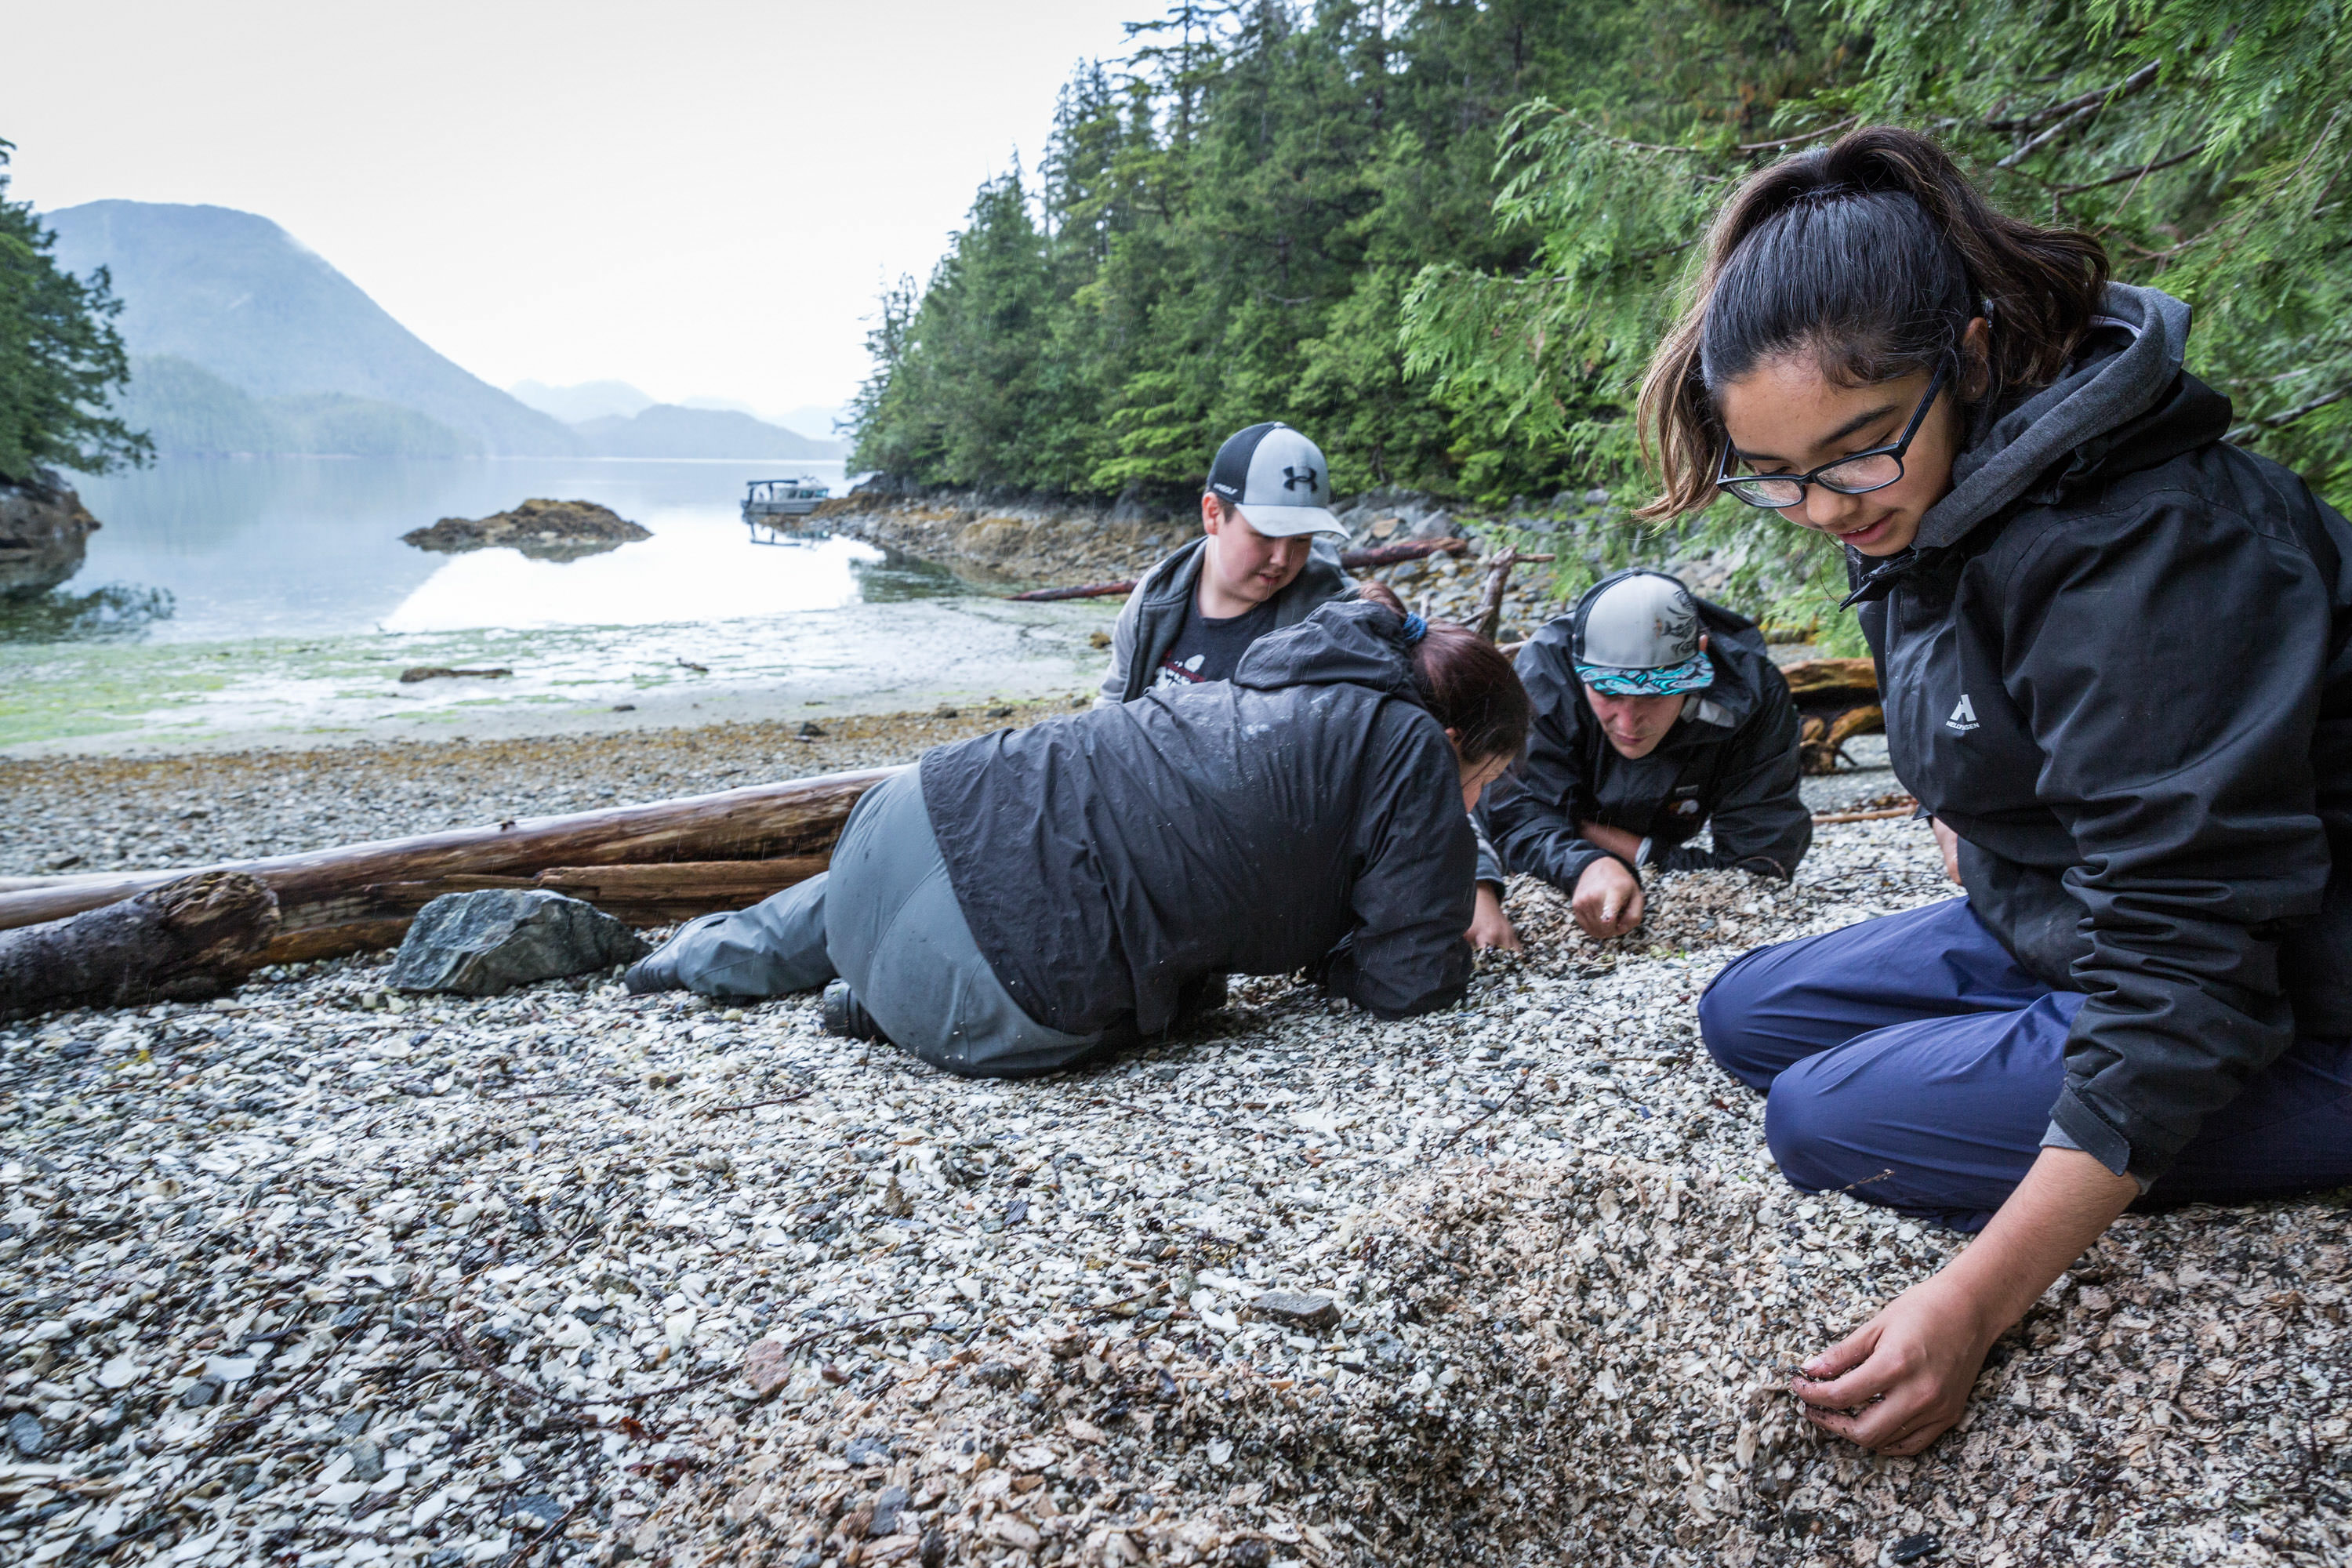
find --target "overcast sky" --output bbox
[6,0,1148,425]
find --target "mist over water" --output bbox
[41,456,949,644]
[0,456,1116,752]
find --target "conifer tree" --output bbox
[0,140,150,485]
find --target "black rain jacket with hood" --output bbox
[1476,588,1810,891]
[1848,282,2352,1184]
[924,599,1475,1038]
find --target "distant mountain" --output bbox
[118,356,481,458]
[44,201,577,456]
[570,405,843,459]
[778,404,849,441]
[509,378,655,424]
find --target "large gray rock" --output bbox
[387,889,647,996]
[0,468,100,600]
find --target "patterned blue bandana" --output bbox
[1576,650,1715,697]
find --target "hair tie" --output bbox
[1400,612,1428,645]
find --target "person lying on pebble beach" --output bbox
[622,595,1531,1078]
[1081,416,1518,960]
[1648,125,2352,1455]
[1473,567,1809,947]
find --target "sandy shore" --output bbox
[0,726,2345,1566]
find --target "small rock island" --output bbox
[401,497,651,561]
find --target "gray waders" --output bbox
[654,768,1114,1079]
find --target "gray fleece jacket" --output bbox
[1094,533,1352,705]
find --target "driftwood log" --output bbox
[0,871,280,1018]
[1780,657,1884,775]
[1004,536,1472,602]
[1471,548,1555,643]
[0,768,901,977]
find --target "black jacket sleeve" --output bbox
[1324,708,1474,1017]
[1994,497,2330,1181]
[1656,669,1812,879]
[1475,635,1613,894]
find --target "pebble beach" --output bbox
[2,716,2347,1567]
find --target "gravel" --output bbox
[2,725,2347,1566]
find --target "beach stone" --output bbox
[178,1378,219,1409]
[503,1494,564,1526]
[869,1483,908,1537]
[387,890,647,996]
[7,1412,46,1456]
[744,1338,791,1396]
[1245,1290,1340,1331]
[844,1436,891,1466]
[343,1438,386,1483]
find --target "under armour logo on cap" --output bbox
[1204,423,1344,539]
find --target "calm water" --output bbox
[18,456,959,644]
[1,456,1114,751]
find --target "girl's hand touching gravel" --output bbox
[1792,1147,2141,1455]
[1468,884,1523,951]
[1789,1273,1994,1454]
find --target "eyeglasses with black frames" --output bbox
[1715,359,1951,510]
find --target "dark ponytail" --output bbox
[1356,581,1531,764]
[1638,125,2110,519]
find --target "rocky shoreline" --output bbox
[1,718,2345,1566]
[0,469,102,601]
[808,481,1729,645]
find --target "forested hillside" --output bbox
[854,0,1777,503]
[852,0,2348,619]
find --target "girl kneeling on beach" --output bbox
[1657,127,2352,1454]
[626,591,1529,1078]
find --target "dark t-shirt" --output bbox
[1151,595,1279,691]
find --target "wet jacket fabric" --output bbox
[1846,282,2352,1184]
[1096,532,1352,705]
[927,599,1475,1036]
[1476,601,1809,890]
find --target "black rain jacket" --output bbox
[1475,597,1809,891]
[1848,283,2352,1183]
[924,599,1475,1037]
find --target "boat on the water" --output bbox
[743,476,833,546]
[742,476,830,519]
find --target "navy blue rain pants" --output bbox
[1699,898,2352,1232]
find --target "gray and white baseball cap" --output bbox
[1205,422,1344,538]
[1571,569,1715,696]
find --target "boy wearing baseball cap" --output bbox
[1096,422,1354,704]
[1476,568,1810,942]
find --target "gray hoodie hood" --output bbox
[1914,282,2194,550]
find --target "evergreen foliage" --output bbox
[852,1,1624,500]
[1403,0,2351,636]
[851,2,2348,633]
[0,140,149,484]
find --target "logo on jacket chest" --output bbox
[1945,693,1979,734]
